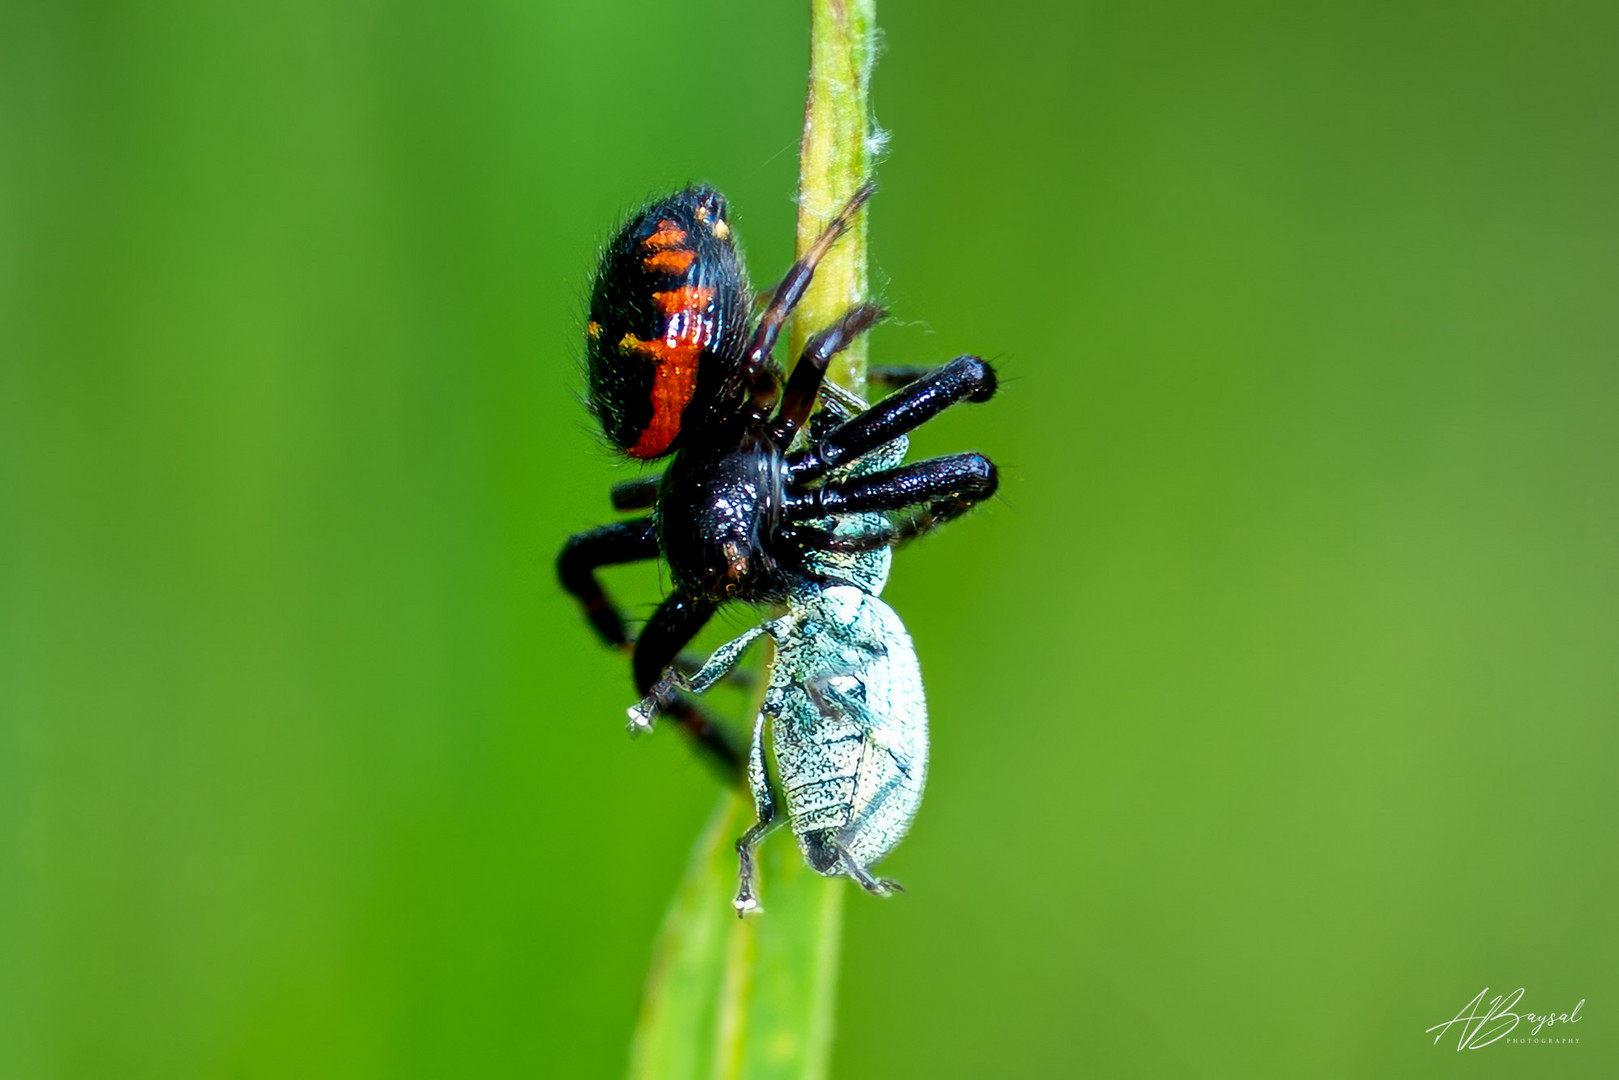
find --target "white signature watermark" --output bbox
[1426,988,1585,1050]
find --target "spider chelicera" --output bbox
[557,182,998,772]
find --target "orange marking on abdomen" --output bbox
[652,285,715,315]
[642,221,688,250]
[619,307,712,457]
[643,247,696,275]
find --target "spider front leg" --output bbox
[786,452,998,525]
[739,182,875,401]
[788,355,998,483]
[769,302,886,444]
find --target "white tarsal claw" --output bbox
[625,701,657,737]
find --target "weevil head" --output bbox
[797,830,844,878]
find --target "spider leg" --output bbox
[786,453,998,523]
[557,518,658,648]
[810,363,962,438]
[609,474,662,512]
[788,355,997,484]
[740,183,875,404]
[867,364,931,391]
[789,523,896,556]
[881,500,985,545]
[634,591,743,774]
[560,523,741,774]
[769,303,886,445]
[788,501,984,558]
[633,591,719,695]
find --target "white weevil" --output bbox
[629,391,928,911]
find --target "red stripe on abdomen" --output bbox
[621,285,716,458]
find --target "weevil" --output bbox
[630,397,928,911]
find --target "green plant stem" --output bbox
[792,0,880,397]
[628,3,877,1078]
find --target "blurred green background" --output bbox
[3,1,1615,1076]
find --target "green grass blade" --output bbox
[627,792,748,1080]
[726,825,844,1080]
[791,0,881,396]
[627,793,845,1080]
[629,1,876,1076]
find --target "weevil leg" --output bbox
[799,830,904,897]
[787,355,997,484]
[630,591,744,776]
[784,523,898,571]
[833,842,905,898]
[670,651,757,691]
[629,624,769,731]
[803,674,917,900]
[813,380,866,421]
[734,707,782,916]
[684,625,769,694]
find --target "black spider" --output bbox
[558,183,998,772]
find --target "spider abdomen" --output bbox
[585,186,752,459]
